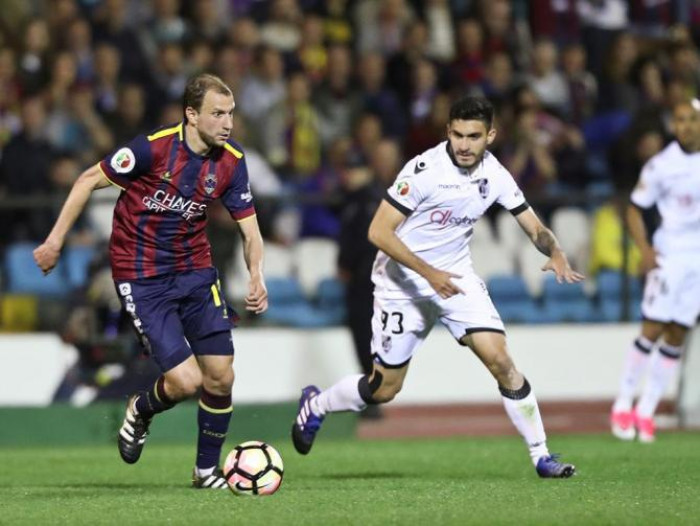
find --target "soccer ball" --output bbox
[223,441,284,496]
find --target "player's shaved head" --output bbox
[671,98,700,151]
[183,73,232,119]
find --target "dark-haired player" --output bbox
[34,73,267,488]
[292,96,583,478]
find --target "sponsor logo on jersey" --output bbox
[142,189,207,220]
[240,183,253,202]
[414,160,427,174]
[429,209,477,227]
[204,172,217,195]
[161,171,172,181]
[111,147,136,174]
[439,184,461,190]
[397,181,410,196]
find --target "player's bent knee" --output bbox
[358,371,401,404]
[358,372,384,404]
[167,370,203,400]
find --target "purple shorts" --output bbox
[115,267,235,372]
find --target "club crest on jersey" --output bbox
[110,147,135,174]
[397,181,410,196]
[472,178,489,199]
[204,173,217,195]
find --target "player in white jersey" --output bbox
[291,96,584,478]
[611,99,700,443]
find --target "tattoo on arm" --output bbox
[533,228,559,257]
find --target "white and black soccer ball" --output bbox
[223,441,284,496]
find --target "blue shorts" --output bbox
[115,267,236,372]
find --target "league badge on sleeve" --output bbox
[110,148,136,174]
[397,181,410,196]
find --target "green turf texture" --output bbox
[2,433,699,525]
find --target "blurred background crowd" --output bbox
[0,0,699,398]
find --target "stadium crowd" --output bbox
[0,0,699,337]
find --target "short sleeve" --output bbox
[98,135,152,189]
[495,166,528,213]
[221,156,256,221]
[630,160,660,209]
[385,158,431,215]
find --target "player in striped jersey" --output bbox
[34,73,268,488]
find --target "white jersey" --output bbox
[631,141,700,257]
[372,141,527,299]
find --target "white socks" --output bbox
[612,336,654,413]
[311,374,367,417]
[194,466,215,478]
[636,341,682,419]
[500,380,549,466]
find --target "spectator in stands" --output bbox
[386,20,430,108]
[46,85,114,166]
[92,43,122,118]
[237,45,286,123]
[451,18,485,88]
[105,83,148,145]
[18,18,51,94]
[666,41,700,97]
[0,96,54,244]
[409,58,440,125]
[0,48,21,151]
[263,71,322,179]
[354,0,414,56]
[294,14,328,86]
[500,107,557,195]
[259,0,303,54]
[91,0,151,84]
[527,38,569,117]
[423,0,455,63]
[475,51,515,108]
[597,32,639,112]
[64,17,95,84]
[405,91,451,158]
[314,44,361,145]
[357,51,406,138]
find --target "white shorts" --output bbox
[641,257,700,328]
[370,273,505,368]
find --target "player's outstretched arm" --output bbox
[238,214,268,314]
[514,207,585,284]
[625,203,657,274]
[368,200,464,299]
[33,163,111,275]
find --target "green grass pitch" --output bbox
[2,433,700,525]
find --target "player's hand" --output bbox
[640,247,658,275]
[245,276,268,314]
[541,252,585,284]
[33,240,62,275]
[426,269,464,299]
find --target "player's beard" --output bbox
[200,129,226,148]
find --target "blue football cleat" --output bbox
[291,385,325,455]
[536,454,576,478]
